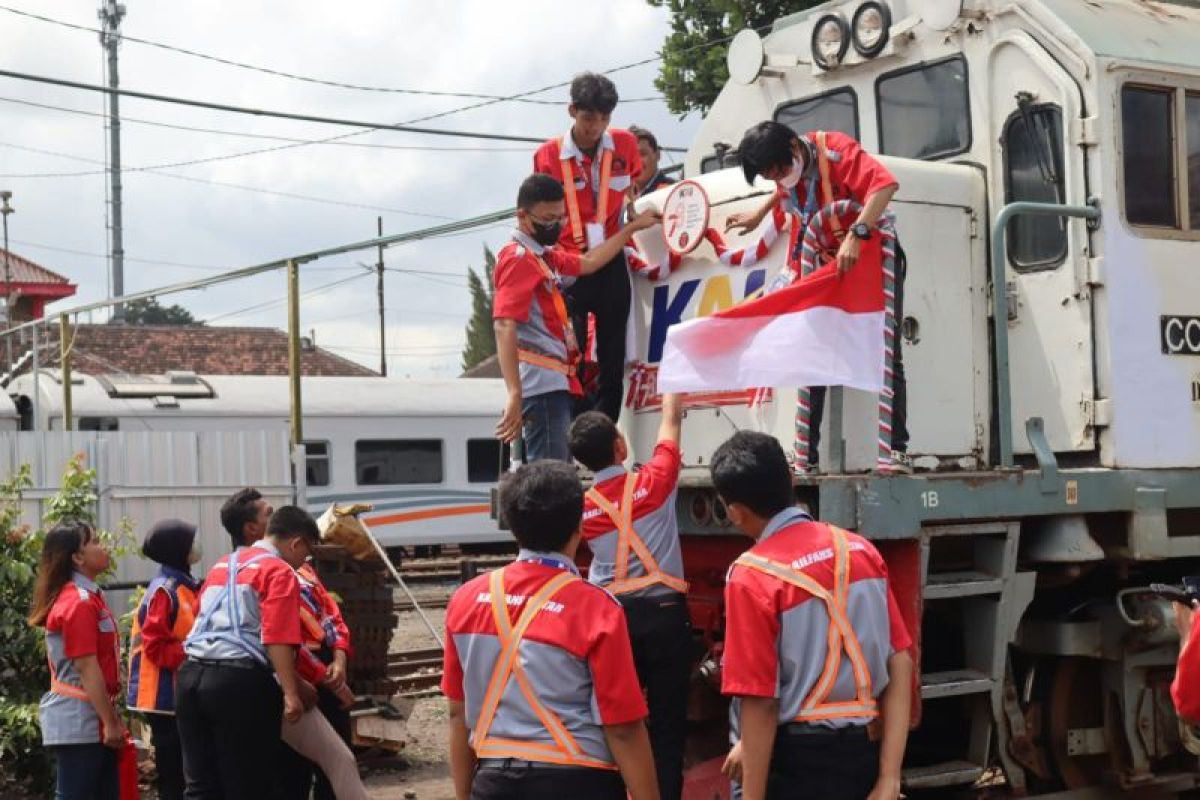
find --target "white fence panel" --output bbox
[0,430,298,608]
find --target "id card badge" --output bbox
[586,223,606,251]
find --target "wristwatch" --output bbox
[850,222,873,241]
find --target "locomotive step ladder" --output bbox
[902,521,1036,791]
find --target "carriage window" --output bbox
[1122,86,1176,227]
[1188,93,1200,229]
[467,439,510,483]
[775,89,859,139]
[1004,105,1067,269]
[355,439,443,485]
[79,416,119,431]
[303,440,330,487]
[877,56,970,160]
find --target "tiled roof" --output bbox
[36,324,378,377]
[461,354,501,378]
[0,249,72,285]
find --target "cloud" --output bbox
[0,0,701,375]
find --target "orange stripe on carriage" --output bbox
[366,504,492,527]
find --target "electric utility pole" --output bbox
[99,1,126,322]
[376,217,387,376]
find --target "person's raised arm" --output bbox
[604,721,660,800]
[494,319,522,444]
[657,392,683,448]
[579,210,661,275]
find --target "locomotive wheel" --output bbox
[1046,656,1110,788]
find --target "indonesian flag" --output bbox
[657,238,885,394]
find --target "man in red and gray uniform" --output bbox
[711,431,913,800]
[443,460,660,800]
[534,72,643,423]
[569,392,689,800]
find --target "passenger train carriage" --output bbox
[7,372,507,548]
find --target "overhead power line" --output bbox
[0,67,558,143]
[0,95,534,152]
[0,141,458,219]
[0,5,663,104]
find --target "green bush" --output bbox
[0,455,134,797]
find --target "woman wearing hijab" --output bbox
[126,519,202,800]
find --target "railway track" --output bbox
[387,646,445,697]
[382,553,512,697]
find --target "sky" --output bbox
[0,1,702,377]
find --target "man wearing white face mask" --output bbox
[725,121,910,475]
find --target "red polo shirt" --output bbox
[47,579,121,695]
[533,128,642,253]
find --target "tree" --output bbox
[649,0,806,117]
[461,246,497,372]
[122,296,199,325]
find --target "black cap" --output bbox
[142,518,198,572]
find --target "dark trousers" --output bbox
[566,252,631,423]
[176,660,283,800]
[765,728,880,800]
[148,713,185,800]
[809,245,909,462]
[470,762,625,800]
[50,743,118,800]
[276,684,353,800]
[621,593,692,800]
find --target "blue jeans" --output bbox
[50,743,118,800]
[521,391,572,462]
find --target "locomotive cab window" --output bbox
[467,438,510,483]
[700,149,741,175]
[775,89,859,140]
[1004,104,1067,269]
[355,439,443,485]
[1121,85,1200,233]
[303,440,330,487]
[877,56,970,160]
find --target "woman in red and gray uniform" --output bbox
[29,520,127,800]
[442,460,660,800]
[711,432,913,800]
[569,392,690,800]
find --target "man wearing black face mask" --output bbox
[494,174,659,462]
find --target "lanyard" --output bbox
[516,554,580,576]
[531,254,580,361]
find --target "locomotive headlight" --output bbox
[852,2,891,57]
[810,14,850,70]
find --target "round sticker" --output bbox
[662,180,711,256]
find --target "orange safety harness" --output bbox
[516,255,581,379]
[584,473,689,596]
[733,524,878,723]
[560,142,614,252]
[472,568,618,769]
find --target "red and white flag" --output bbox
[657,238,885,395]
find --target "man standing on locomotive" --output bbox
[494,174,658,462]
[727,121,910,475]
[533,72,643,423]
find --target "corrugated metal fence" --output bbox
[0,430,300,594]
